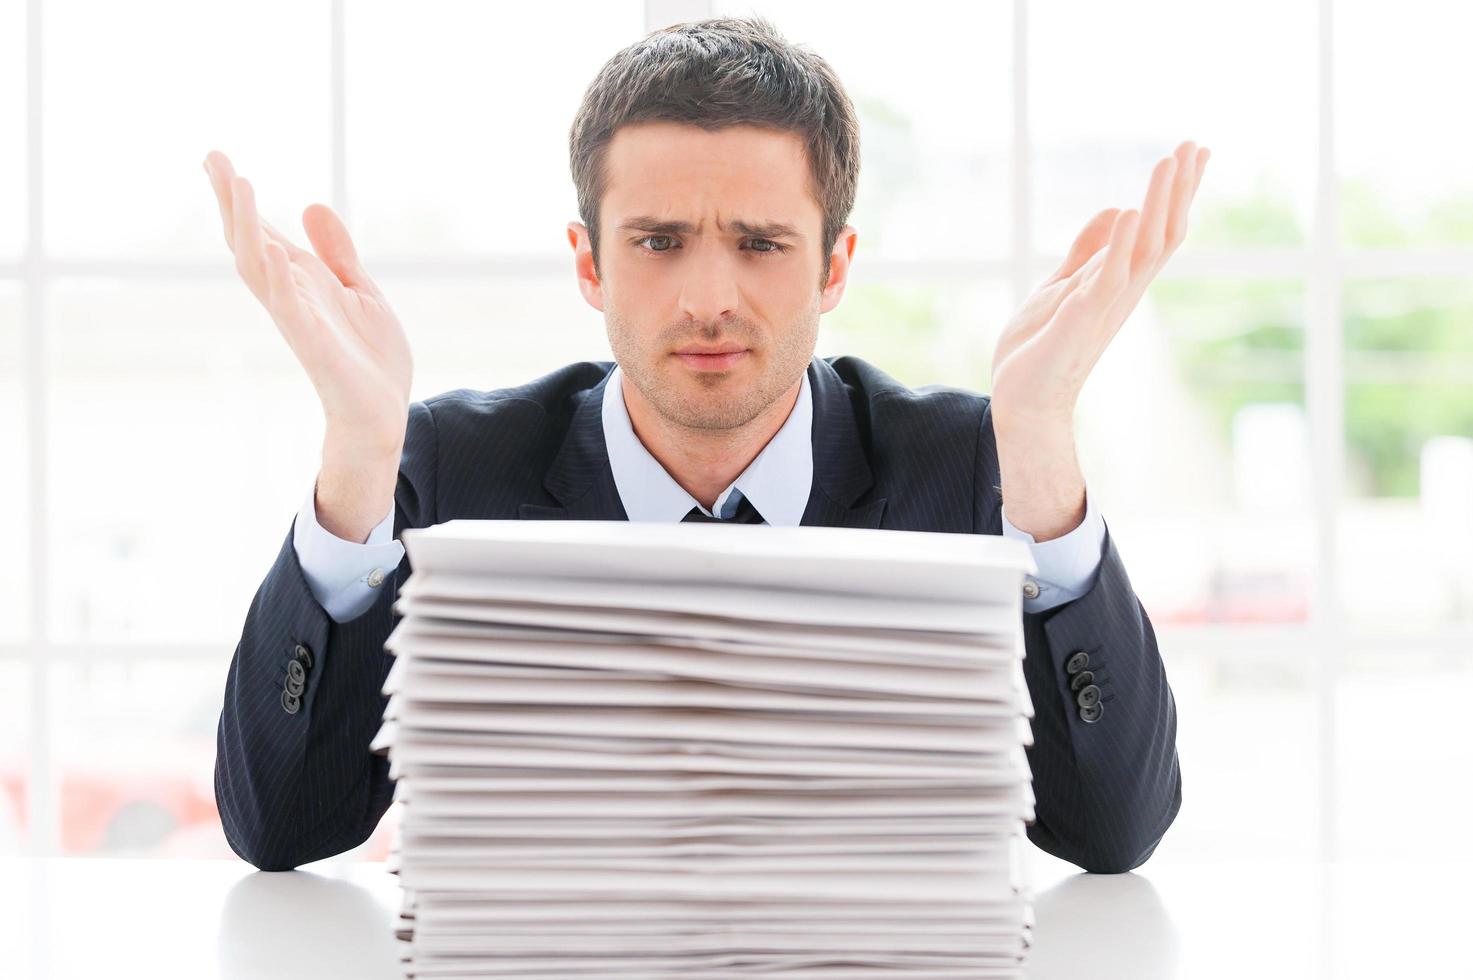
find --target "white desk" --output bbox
[1,852,1460,978]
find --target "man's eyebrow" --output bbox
[617,216,804,239]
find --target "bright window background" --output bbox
[2,0,1468,867]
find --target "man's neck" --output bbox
[621,373,803,513]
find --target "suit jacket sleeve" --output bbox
[214,399,438,871]
[291,475,405,624]
[1002,487,1107,613]
[977,396,1182,874]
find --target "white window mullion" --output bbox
[1009,0,1032,311]
[1308,0,1346,869]
[24,0,57,859]
[332,0,348,224]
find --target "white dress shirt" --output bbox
[293,365,1107,623]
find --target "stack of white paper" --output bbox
[372,519,1039,978]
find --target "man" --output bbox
[208,15,1206,875]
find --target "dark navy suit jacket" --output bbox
[215,354,1182,873]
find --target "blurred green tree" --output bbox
[1152,189,1473,499]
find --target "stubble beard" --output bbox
[606,305,818,432]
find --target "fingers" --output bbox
[1132,151,1180,271]
[263,240,307,333]
[1099,208,1140,290]
[264,239,330,368]
[1164,143,1210,250]
[204,151,237,250]
[204,150,311,259]
[1051,207,1120,283]
[1194,147,1211,195]
[1041,143,1206,352]
[260,218,314,260]
[302,202,377,293]
[231,174,270,297]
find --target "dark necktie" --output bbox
[682,494,766,524]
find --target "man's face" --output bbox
[567,121,856,431]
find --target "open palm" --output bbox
[990,140,1210,427]
[204,150,413,457]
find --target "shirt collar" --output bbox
[601,362,813,526]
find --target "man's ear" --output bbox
[819,224,858,314]
[567,221,604,312]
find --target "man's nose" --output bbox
[676,253,739,325]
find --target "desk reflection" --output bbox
[218,868,402,980]
[1028,871,1181,979]
[217,862,1177,980]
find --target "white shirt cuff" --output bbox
[1000,487,1106,613]
[291,477,405,623]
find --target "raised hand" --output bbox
[990,140,1210,430]
[203,150,413,461]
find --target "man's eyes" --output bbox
[635,235,787,255]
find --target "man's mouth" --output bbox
[672,345,749,371]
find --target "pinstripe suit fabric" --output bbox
[214,354,1181,873]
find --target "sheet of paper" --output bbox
[393,592,1021,643]
[385,628,1025,700]
[400,518,1036,602]
[399,568,1020,634]
[395,615,1021,666]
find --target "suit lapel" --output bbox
[516,366,629,521]
[517,356,886,528]
[800,356,888,529]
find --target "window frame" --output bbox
[5,0,1469,859]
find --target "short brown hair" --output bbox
[568,15,860,285]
